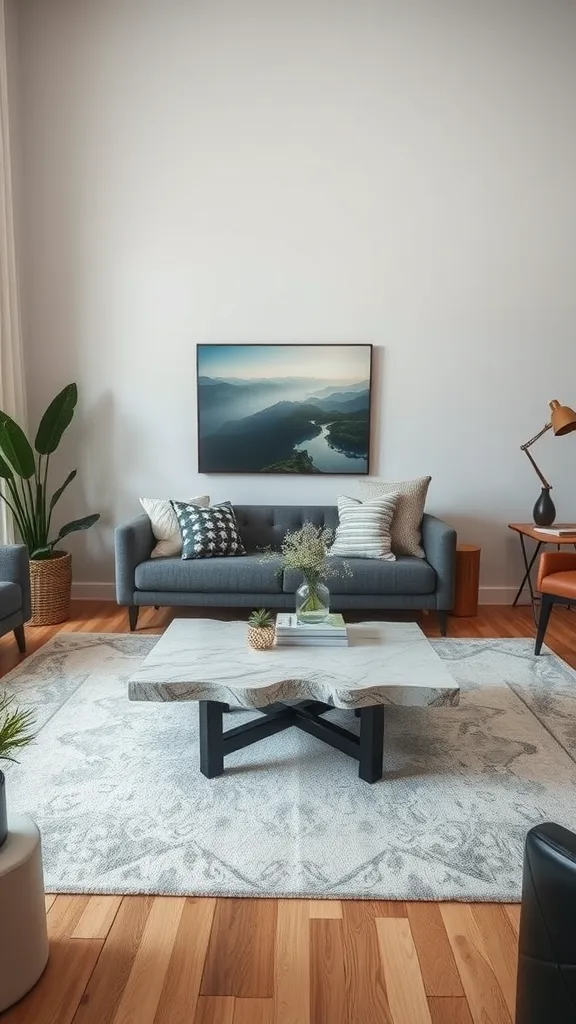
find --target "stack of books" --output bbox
[275,613,348,647]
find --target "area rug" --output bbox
[2,632,576,901]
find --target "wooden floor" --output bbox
[1,601,575,1024]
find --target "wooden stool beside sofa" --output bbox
[534,552,576,655]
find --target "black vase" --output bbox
[533,487,556,527]
[0,771,7,849]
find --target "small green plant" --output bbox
[0,693,35,764]
[248,608,273,628]
[0,382,100,560]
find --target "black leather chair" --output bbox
[516,823,576,1023]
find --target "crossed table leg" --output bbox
[199,699,385,784]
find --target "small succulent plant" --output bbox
[248,608,273,629]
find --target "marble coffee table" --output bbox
[128,619,459,783]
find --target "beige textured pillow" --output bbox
[140,495,210,557]
[358,476,431,558]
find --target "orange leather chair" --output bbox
[535,552,576,654]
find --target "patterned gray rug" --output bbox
[2,632,576,901]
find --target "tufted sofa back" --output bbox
[232,505,339,551]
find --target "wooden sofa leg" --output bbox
[437,610,448,636]
[128,606,139,632]
[13,624,26,654]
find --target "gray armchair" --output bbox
[0,545,30,653]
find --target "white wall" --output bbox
[14,0,576,596]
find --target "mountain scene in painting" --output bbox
[197,345,372,473]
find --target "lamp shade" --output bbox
[549,399,576,436]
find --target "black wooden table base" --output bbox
[199,699,385,783]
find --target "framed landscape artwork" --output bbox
[197,343,372,474]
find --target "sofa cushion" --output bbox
[0,581,22,619]
[135,554,283,594]
[171,500,246,559]
[359,476,431,558]
[233,505,339,552]
[282,557,436,596]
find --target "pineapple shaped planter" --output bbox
[247,609,275,650]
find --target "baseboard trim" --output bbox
[72,583,117,601]
[479,586,524,605]
[71,583,524,606]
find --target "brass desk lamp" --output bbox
[521,400,576,525]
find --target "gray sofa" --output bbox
[115,505,456,634]
[0,545,30,653]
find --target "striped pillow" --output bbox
[329,493,400,560]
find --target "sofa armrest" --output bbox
[0,544,31,621]
[421,514,457,610]
[115,515,154,605]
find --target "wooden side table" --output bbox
[452,544,481,617]
[508,523,576,621]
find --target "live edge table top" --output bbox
[128,619,460,711]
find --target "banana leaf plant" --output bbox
[0,383,100,560]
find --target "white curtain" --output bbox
[0,0,26,544]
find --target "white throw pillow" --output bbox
[140,495,210,557]
[329,493,400,560]
[358,476,431,558]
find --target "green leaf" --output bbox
[50,512,100,546]
[34,383,78,455]
[49,469,77,513]
[0,693,35,763]
[0,453,14,480]
[30,545,52,560]
[0,413,36,479]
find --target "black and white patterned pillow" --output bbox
[170,500,246,559]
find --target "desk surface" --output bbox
[508,523,576,543]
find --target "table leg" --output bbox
[512,535,542,619]
[359,706,385,783]
[199,701,226,778]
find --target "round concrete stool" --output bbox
[0,815,49,1012]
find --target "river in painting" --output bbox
[294,424,368,473]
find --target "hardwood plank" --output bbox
[232,997,274,1024]
[274,899,310,1024]
[72,896,123,939]
[441,903,512,1024]
[194,996,235,1024]
[428,996,474,1024]
[48,895,91,938]
[111,897,185,1024]
[72,896,152,1024]
[376,917,432,1024]
[1,938,103,1024]
[341,901,392,1024]
[311,919,345,1024]
[309,900,342,919]
[154,898,216,1024]
[353,900,407,918]
[471,904,518,1019]
[45,894,57,912]
[504,903,521,935]
[201,899,277,998]
[407,902,464,996]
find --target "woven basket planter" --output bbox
[247,625,275,650]
[29,551,72,626]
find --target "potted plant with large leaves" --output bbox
[0,693,35,848]
[0,383,100,624]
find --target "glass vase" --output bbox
[295,581,330,624]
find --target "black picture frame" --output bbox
[196,343,373,475]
